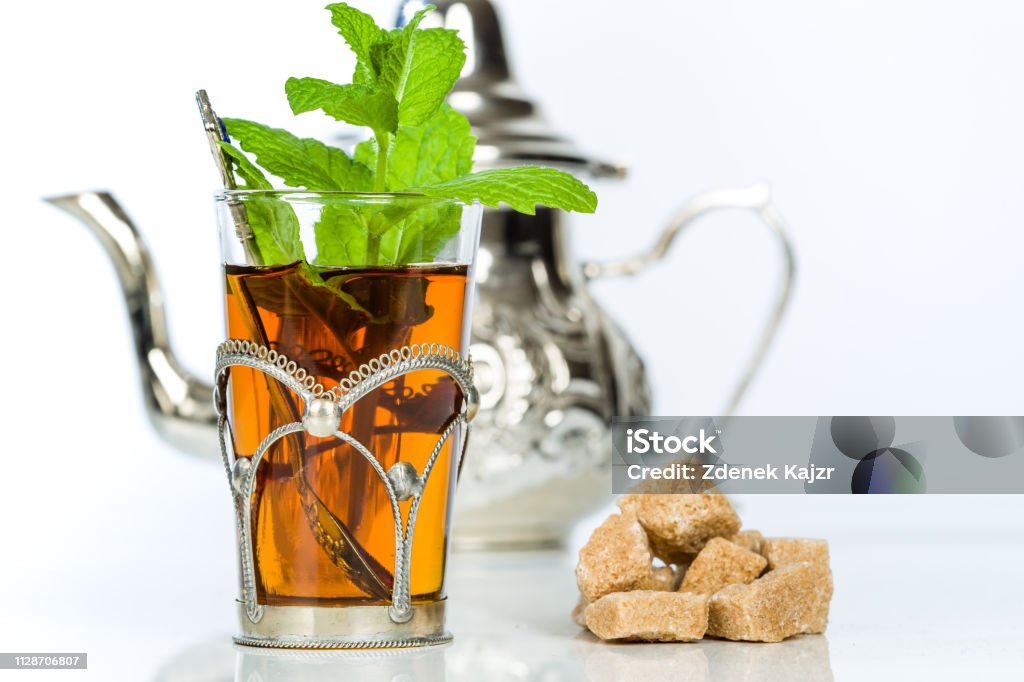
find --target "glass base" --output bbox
[234,600,449,649]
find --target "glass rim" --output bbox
[215,189,473,206]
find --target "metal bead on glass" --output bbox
[302,398,341,438]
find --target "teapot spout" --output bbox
[45,192,219,459]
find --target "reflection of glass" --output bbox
[216,193,482,647]
[150,639,448,682]
[236,646,447,682]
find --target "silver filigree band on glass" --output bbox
[213,339,476,625]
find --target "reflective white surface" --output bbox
[1,488,1022,680]
[141,530,1021,682]
[1,419,1021,682]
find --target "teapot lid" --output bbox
[398,0,626,179]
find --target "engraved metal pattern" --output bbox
[214,339,475,631]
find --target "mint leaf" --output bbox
[245,200,305,265]
[350,105,474,190]
[315,205,369,265]
[378,21,465,125]
[353,138,378,169]
[314,201,422,266]
[218,141,304,264]
[379,203,462,264]
[327,2,388,71]
[387,104,474,188]
[412,167,599,215]
[224,118,373,191]
[286,78,398,136]
[217,140,272,190]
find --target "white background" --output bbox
[0,1,1021,680]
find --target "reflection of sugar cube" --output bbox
[585,639,710,682]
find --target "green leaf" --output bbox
[218,141,304,265]
[378,20,466,126]
[224,118,373,191]
[314,201,422,266]
[314,205,370,265]
[353,138,378,169]
[217,140,272,190]
[286,77,398,135]
[379,203,462,264]
[387,104,475,189]
[352,61,376,85]
[326,2,388,68]
[411,166,599,215]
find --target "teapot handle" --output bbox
[581,182,796,416]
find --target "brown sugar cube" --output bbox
[707,561,833,642]
[728,529,765,555]
[618,493,741,563]
[637,565,678,591]
[762,538,830,570]
[573,563,677,627]
[679,537,767,595]
[585,591,709,642]
[572,594,589,627]
[576,512,653,601]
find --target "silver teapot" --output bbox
[46,0,794,550]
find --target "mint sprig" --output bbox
[221,2,597,266]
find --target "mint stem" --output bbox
[367,232,381,266]
[373,131,390,193]
[367,130,391,266]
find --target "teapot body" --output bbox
[453,208,650,549]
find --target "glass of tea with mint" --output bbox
[212,2,595,648]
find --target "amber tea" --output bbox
[224,261,472,607]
